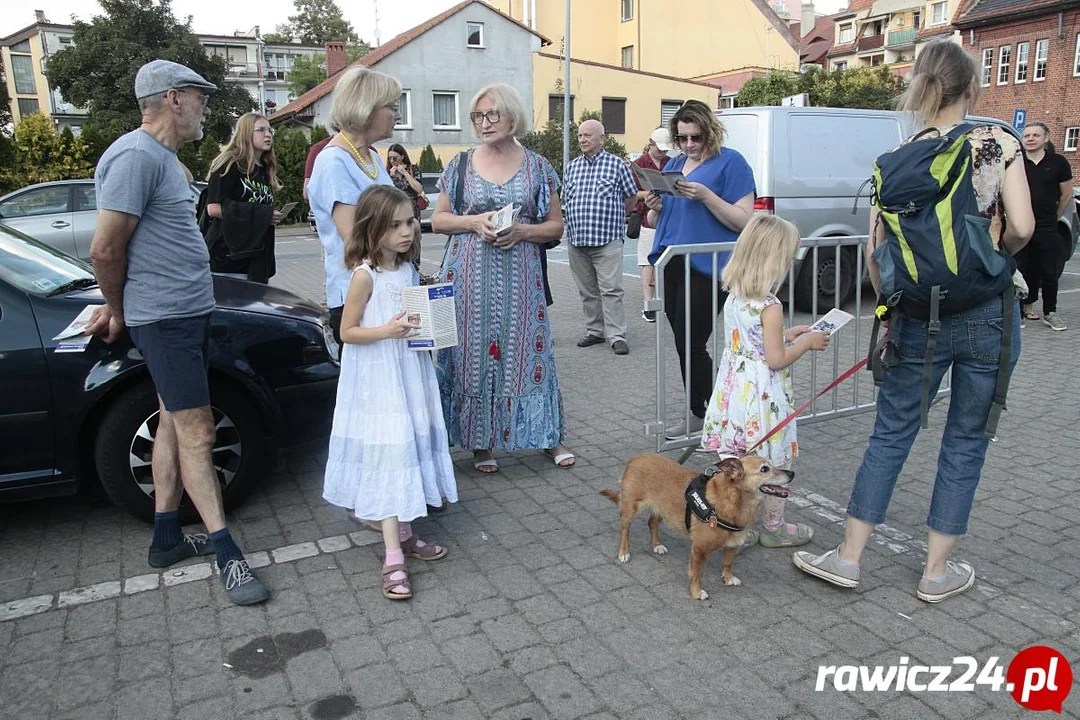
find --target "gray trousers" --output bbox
[568,240,626,344]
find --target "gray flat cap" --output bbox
[135,59,217,100]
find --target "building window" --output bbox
[997,45,1011,85]
[466,22,484,48]
[1015,42,1029,83]
[621,45,634,68]
[621,0,633,21]
[1034,39,1049,81]
[981,48,993,86]
[839,23,853,43]
[835,60,848,71]
[718,96,736,109]
[660,100,682,126]
[11,39,31,52]
[601,97,626,134]
[432,91,459,129]
[1065,127,1080,152]
[930,1,948,25]
[17,98,40,117]
[59,35,72,44]
[396,90,412,128]
[1074,34,1080,76]
[548,94,575,123]
[912,10,921,28]
[10,54,36,95]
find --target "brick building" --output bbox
[956,0,1080,177]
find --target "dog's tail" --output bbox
[599,489,620,504]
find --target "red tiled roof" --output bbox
[956,0,1080,26]
[270,0,549,123]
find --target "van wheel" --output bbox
[93,378,267,524]
[794,247,857,311]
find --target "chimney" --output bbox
[325,42,347,76]
[35,9,47,22]
[801,2,816,37]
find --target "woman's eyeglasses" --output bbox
[469,110,501,126]
[254,127,275,135]
[675,133,703,143]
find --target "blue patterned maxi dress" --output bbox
[436,149,566,451]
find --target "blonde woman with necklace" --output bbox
[308,67,401,342]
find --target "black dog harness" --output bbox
[684,466,745,532]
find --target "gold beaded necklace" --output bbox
[339,133,379,180]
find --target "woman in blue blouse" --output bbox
[645,100,756,438]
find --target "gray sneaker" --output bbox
[665,416,704,440]
[220,559,270,605]
[793,546,860,588]
[917,560,975,603]
[1043,312,1067,331]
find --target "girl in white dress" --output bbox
[700,215,829,548]
[323,185,457,600]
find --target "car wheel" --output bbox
[794,246,857,311]
[93,377,268,524]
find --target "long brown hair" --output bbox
[206,113,282,189]
[668,100,726,159]
[898,39,980,123]
[343,185,420,271]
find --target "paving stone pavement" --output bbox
[1,234,1078,719]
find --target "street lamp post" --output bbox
[563,0,571,173]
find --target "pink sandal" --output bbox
[402,534,447,561]
[381,564,412,600]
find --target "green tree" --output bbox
[286,44,370,98]
[0,114,94,188]
[735,72,799,107]
[417,144,443,174]
[309,124,330,144]
[45,0,256,143]
[280,0,358,44]
[261,32,292,43]
[78,119,126,167]
[0,56,13,180]
[736,66,905,110]
[521,109,627,179]
[272,126,312,220]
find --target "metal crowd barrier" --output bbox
[646,235,951,456]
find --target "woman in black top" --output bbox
[386,144,425,220]
[204,112,283,283]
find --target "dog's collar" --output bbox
[684,468,745,533]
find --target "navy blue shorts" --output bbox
[128,314,212,412]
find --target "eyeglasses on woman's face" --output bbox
[254,126,275,135]
[469,110,501,126]
[675,133,703,144]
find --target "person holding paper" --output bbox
[645,100,756,438]
[700,215,828,548]
[631,127,677,322]
[203,112,283,283]
[324,185,457,601]
[308,67,401,343]
[432,83,574,474]
[563,119,638,355]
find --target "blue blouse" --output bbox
[649,147,756,279]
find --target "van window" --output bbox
[788,114,903,181]
[716,114,760,181]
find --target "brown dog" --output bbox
[600,454,794,600]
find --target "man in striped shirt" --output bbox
[563,119,638,355]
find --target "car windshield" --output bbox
[0,223,95,296]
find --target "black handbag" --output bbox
[626,210,642,240]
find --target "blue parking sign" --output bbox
[1013,109,1027,132]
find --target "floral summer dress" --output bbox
[701,294,798,468]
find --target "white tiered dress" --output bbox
[323,262,458,522]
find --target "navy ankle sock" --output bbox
[151,511,182,551]
[210,528,243,569]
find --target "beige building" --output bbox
[487,0,800,101]
[827,0,963,76]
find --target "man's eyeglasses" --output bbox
[675,133,703,143]
[176,89,210,107]
[469,110,501,126]
[254,126,275,135]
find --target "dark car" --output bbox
[0,224,339,522]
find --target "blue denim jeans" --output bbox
[847,295,1021,536]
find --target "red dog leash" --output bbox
[744,357,870,455]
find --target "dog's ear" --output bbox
[715,458,744,482]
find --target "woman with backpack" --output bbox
[794,39,1034,603]
[203,113,283,283]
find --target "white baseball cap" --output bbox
[650,127,673,152]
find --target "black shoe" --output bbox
[612,340,629,355]
[576,334,606,348]
[148,533,216,568]
[642,310,657,323]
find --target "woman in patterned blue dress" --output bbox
[431,84,574,474]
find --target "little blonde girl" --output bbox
[323,185,457,600]
[701,214,828,548]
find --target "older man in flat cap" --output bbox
[87,59,270,606]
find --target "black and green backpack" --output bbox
[868,123,1015,435]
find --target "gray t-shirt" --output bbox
[95,129,214,326]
